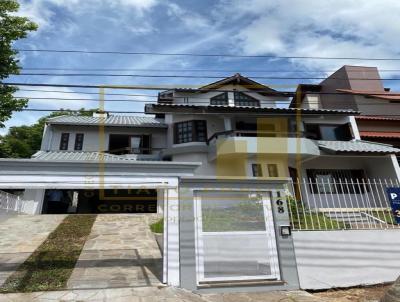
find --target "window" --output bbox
[174,120,207,144]
[74,133,84,150]
[234,92,260,107]
[267,164,279,177]
[252,164,263,177]
[304,123,353,141]
[59,133,69,150]
[306,169,367,194]
[108,134,151,154]
[210,93,228,105]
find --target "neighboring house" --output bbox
[0,73,399,292]
[290,65,400,151]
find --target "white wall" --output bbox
[46,125,167,153]
[293,230,400,290]
[173,83,285,108]
[299,156,399,208]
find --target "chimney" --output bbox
[93,110,109,118]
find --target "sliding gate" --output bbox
[194,190,280,283]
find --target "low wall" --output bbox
[293,230,400,290]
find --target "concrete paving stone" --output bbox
[0,214,65,287]
[67,214,162,290]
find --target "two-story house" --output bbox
[0,73,399,292]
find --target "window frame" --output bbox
[304,123,353,141]
[210,92,229,106]
[267,164,279,177]
[59,133,70,150]
[234,91,260,107]
[306,169,367,194]
[174,120,207,144]
[251,164,263,177]
[74,133,84,151]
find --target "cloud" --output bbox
[220,0,400,74]
[166,3,211,31]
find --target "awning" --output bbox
[318,140,400,154]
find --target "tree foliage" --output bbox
[0,0,37,127]
[0,109,97,158]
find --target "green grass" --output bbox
[370,210,398,225]
[288,198,345,230]
[150,218,164,233]
[0,214,96,293]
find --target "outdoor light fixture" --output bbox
[280,225,291,237]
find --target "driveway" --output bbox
[0,215,66,286]
[67,214,162,289]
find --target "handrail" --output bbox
[207,130,305,144]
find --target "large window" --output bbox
[74,133,84,151]
[59,133,70,150]
[306,169,367,194]
[304,123,353,141]
[174,120,207,144]
[108,134,151,154]
[210,93,228,105]
[234,92,260,107]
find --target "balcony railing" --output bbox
[207,130,305,144]
[107,147,155,155]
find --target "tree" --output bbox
[0,108,98,158]
[0,0,37,127]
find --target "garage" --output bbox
[41,189,158,214]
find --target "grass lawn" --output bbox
[370,210,398,225]
[288,198,345,230]
[150,218,164,233]
[0,214,96,293]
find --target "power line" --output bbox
[14,88,400,101]
[15,97,400,106]
[5,82,400,97]
[15,49,400,61]
[14,72,400,81]
[15,108,400,117]
[20,67,400,73]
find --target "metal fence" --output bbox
[286,178,400,231]
[0,190,22,214]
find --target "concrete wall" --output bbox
[179,178,299,293]
[293,230,400,290]
[22,189,45,214]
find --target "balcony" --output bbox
[107,147,162,161]
[207,130,320,160]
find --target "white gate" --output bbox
[194,190,280,283]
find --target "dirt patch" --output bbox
[312,284,391,302]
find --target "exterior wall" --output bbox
[22,189,45,214]
[173,83,286,108]
[179,178,299,293]
[355,95,400,116]
[293,230,400,290]
[45,124,167,153]
[298,155,399,208]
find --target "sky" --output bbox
[3,0,400,135]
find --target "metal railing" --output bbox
[207,130,304,144]
[286,178,400,231]
[0,190,22,214]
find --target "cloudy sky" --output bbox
[3,0,400,134]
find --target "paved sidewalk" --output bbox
[0,286,327,302]
[67,214,162,289]
[0,215,66,286]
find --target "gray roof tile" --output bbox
[318,140,400,154]
[32,151,159,162]
[46,115,167,128]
